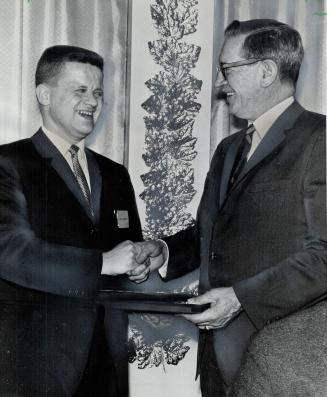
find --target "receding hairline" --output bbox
[219,33,248,62]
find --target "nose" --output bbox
[214,69,227,88]
[84,92,98,107]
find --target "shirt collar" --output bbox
[253,96,294,139]
[42,126,86,158]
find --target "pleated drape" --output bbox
[0,0,129,164]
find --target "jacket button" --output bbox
[210,252,217,260]
[90,227,99,237]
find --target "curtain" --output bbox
[211,0,326,156]
[0,0,129,163]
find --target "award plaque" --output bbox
[98,290,210,314]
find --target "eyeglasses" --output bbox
[216,58,265,80]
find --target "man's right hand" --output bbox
[134,240,168,272]
[125,240,169,283]
[101,240,144,276]
[101,240,168,281]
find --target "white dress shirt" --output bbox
[42,127,91,191]
[248,96,294,159]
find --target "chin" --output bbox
[229,104,240,118]
[76,123,94,134]
[229,104,247,120]
[73,129,93,141]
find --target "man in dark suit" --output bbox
[0,45,151,396]
[139,19,327,396]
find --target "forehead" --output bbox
[56,61,103,85]
[219,35,246,63]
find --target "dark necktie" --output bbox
[68,145,94,218]
[228,124,255,189]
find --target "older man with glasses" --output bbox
[139,19,326,397]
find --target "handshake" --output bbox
[101,240,167,283]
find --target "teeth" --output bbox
[78,110,93,117]
[226,92,235,97]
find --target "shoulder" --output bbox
[295,108,325,138]
[296,110,326,171]
[87,149,131,181]
[0,138,33,157]
[0,138,36,175]
[299,108,325,123]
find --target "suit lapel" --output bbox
[231,101,305,190]
[86,149,102,223]
[219,131,245,207]
[31,129,96,221]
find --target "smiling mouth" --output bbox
[216,91,235,101]
[225,92,236,104]
[77,110,94,120]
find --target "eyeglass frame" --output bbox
[216,58,266,80]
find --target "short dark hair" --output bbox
[35,45,103,87]
[225,19,304,85]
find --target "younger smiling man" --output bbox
[0,46,152,396]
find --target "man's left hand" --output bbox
[182,287,242,330]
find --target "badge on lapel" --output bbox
[115,210,129,228]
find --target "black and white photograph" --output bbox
[0,0,325,396]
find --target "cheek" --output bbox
[71,97,82,109]
[234,82,256,100]
[228,76,243,93]
[55,96,76,115]
[96,100,103,114]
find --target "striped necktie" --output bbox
[69,145,94,218]
[228,124,255,188]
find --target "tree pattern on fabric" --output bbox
[140,0,202,239]
[128,327,191,371]
[129,0,202,370]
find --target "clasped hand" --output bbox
[102,240,166,283]
[182,287,242,330]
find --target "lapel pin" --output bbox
[115,210,129,229]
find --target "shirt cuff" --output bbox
[156,239,169,278]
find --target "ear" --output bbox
[260,60,278,87]
[35,84,51,106]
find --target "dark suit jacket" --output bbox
[0,129,142,396]
[231,300,327,397]
[164,102,327,387]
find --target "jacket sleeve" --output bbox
[233,127,327,329]
[163,225,199,281]
[123,166,143,242]
[162,138,228,282]
[0,158,103,298]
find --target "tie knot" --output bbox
[245,124,255,144]
[69,144,79,157]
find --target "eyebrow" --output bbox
[68,83,103,90]
[218,58,228,66]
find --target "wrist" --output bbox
[101,253,118,276]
